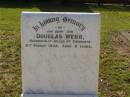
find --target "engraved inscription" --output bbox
[25,17,92,49]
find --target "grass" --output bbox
[0,1,130,97]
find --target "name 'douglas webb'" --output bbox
[32,17,86,40]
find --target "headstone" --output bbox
[21,12,100,97]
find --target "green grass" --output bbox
[0,1,130,97]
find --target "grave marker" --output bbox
[21,12,100,97]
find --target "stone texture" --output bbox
[22,94,98,97]
[21,12,100,96]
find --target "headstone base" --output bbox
[21,94,98,97]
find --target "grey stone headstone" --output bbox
[21,12,100,97]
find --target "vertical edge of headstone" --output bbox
[21,11,26,94]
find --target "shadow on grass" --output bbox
[91,4,130,12]
[0,1,33,8]
[1,1,130,12]
[35,1,93,12]
[0,1,93,12]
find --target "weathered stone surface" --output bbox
[21,12,100,96]
[22,94,98,97]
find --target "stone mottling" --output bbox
[21,12,100,96]
[22,94,98,97]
